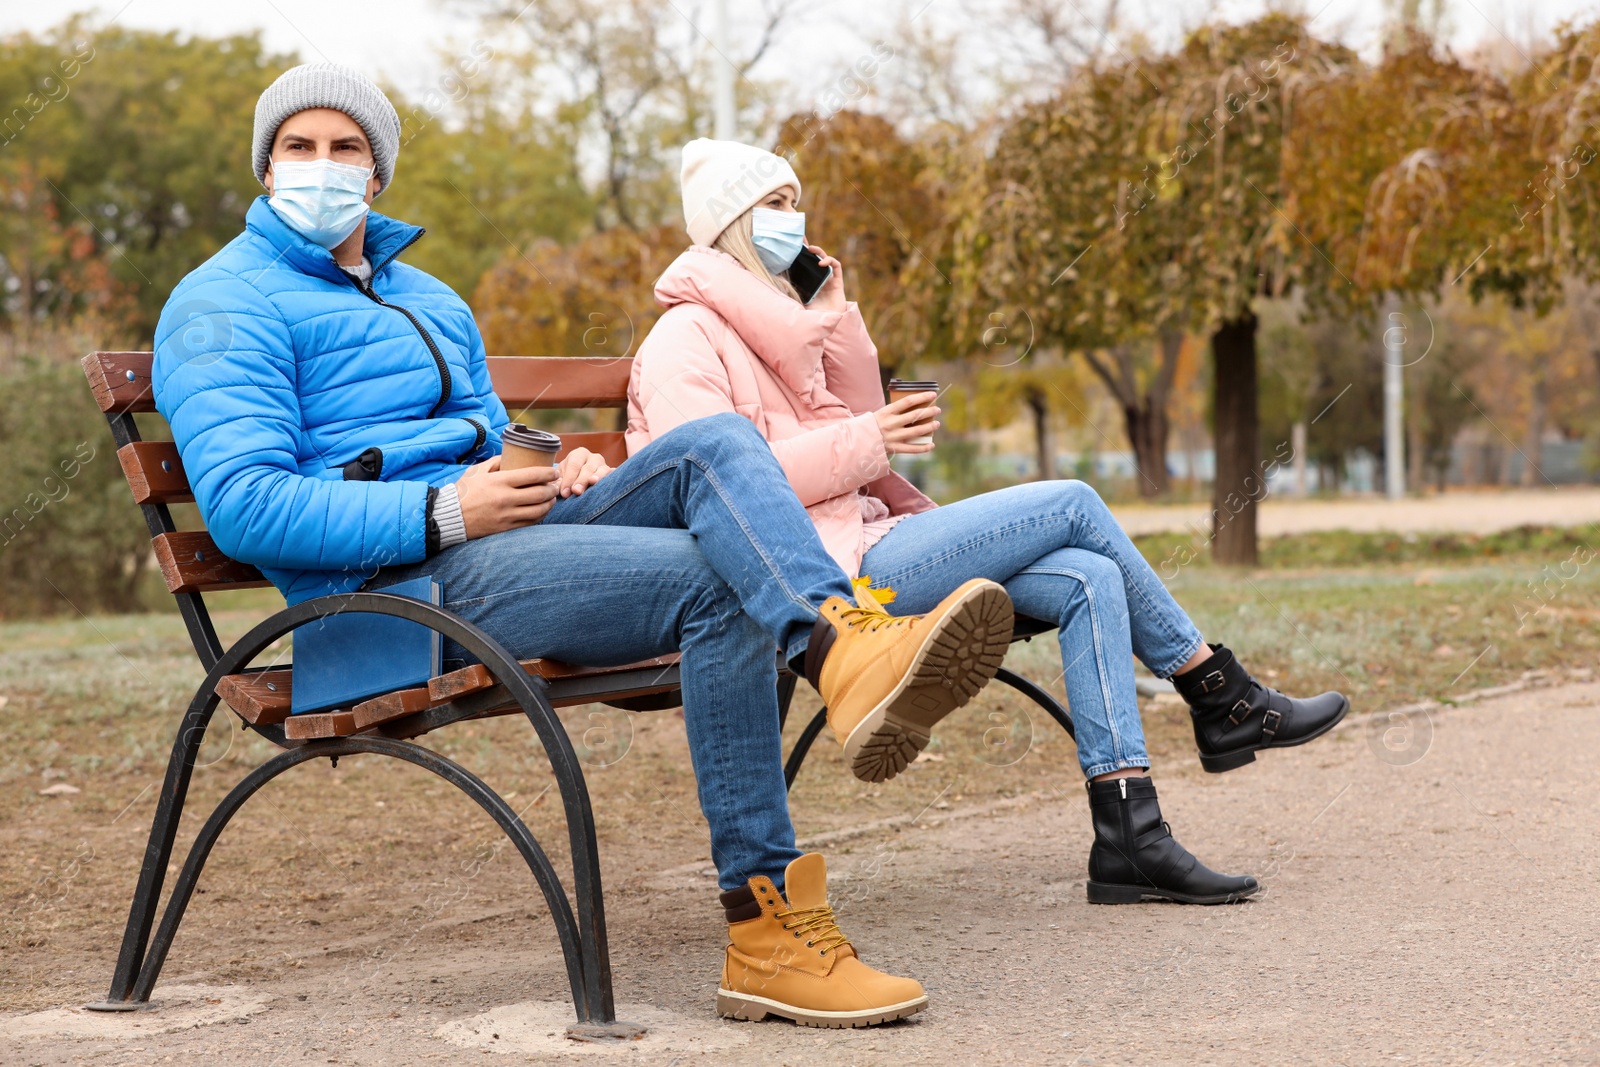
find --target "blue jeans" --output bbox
[859,480,1205,778]
[371,414,854,890]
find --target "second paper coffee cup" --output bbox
[500,424,562,470]
[887,379,939,446]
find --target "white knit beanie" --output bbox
[252,63,402,194]
[680,138,802,247]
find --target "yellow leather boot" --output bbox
[807,578,1013,783]
[717,853,926,1028]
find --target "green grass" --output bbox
[3,530,1595,817]
[1158,559,1598,711]
[1134,523,1597,571]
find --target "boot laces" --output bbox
[836,576,907,634]
[775,904,852,955]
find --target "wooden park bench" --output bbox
[80,350,1075,1035]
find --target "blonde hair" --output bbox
[712,209,802,303]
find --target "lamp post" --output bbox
[713,0,735,140]
[1383,293,1406,500]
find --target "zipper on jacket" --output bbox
[454,417,486,464]
[343,256,453,418]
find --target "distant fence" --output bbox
[899,440,1600,498]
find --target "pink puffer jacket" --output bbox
[626,246,935,575]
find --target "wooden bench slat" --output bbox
[216,652,682,738]
[428,664,499,704]
[380,676,684,741]
[83,351,159,414]
[427,654,681,704]
[117,434,626,505]
[488,356,631,409]
[284,710,358,740]
[216,669,293,725]
[152,531,271,594]
[118,441,193,504]
[350,686,435,730]
[86,353,633,415]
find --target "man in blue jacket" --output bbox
[153,63,1013,1027]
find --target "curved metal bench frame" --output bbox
[88,593,618,1023]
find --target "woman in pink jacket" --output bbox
[630,139,1350,911]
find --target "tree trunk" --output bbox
[1521,374,1547,487]
[1122,399,1170,497]
[1082,332,1181,498]
[1407,412,1425,495]
[1027,387,1056,481]
[1211,312,1260,567]
[1291,420,1308,495]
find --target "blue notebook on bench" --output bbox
[290,575,443,715]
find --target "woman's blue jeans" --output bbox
[860,480,1206,778]
[371,414,854,891]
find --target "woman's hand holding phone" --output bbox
[875,392,940,454]
[805,244,846,311]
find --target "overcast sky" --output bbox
[2,0,1594,110]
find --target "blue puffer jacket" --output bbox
[154,197,510,604]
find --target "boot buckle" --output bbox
[1226,698,1251,727]
[1261,708,1282,740]
[1199,670,1227,695]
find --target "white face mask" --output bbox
[750,206,807,274]
[267,158,373,249]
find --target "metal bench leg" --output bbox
[120,737,588,1010]
[775,673,798,731]
[784,707,829,792]
[90,689,220,1009]
[510,678,618,1027]
[993,667,1076,743]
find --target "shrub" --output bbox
[0,343,153,617]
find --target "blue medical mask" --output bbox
[750,207,807,274]
[267,158,373,249]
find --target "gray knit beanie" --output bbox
[252,63,402,194]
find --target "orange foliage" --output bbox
[473,224,684,361]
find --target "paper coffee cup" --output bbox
[500,424,562,470]
[887,379,939,447]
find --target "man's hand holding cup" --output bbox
[456,425,614,539]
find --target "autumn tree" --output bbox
[773,109,944,379]
[1148,16,1358,561]
[1287,32,1544,496]
[474,223,683,369]
[380,94,593,302]
[0,22,291,336]
[982,49,1199,496]
[1516,23,1600,295]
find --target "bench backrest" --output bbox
[82,352,635,670]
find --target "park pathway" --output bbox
[1112,485,1600,538]
[6,680,1598,1065]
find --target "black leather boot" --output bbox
[1174,643,1349,774]
[1086,777,1258,904]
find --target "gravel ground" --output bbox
[5,676,1598,1066]
[1112,486,1600,538]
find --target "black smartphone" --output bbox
[788,246,833,305]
